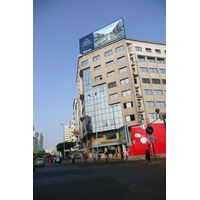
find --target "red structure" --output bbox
[129,124,166,156]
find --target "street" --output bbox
[33,159,166,200]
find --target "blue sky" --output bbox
[33,0,166,150]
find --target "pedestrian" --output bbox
[112,149,115,160]
[145,148,151,163]
[80,153,82,160]
[121,151,124,162]
[71,153,75,164]
[126,151,129,161]
[97,154,101,161]
[84,153,87,163]
[105,151,108,163]
[93,152,96,163]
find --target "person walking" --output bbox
[105,151,108,163]
[145,148,151,163]
[126,151,129,161]
[121,151,124,162]
[93,152,96,163]
[80,153,82,160]
[71,153,75,164]
[112,149,115,160]
[84,153,87,163]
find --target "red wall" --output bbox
[129,124,166,156]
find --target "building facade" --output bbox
[76,20,166,156]
[33,132,43,153]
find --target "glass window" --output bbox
[106,132,116,140]
[119,66,127,74]
[93,55,100,62]
[110,93,118,100]
[149,68,158,73]
[148,113,156,119]
[146,101,154,107]
[157,59,164,64]
[159,69,166,74]
[152,79,161,84]
[142,78,150,84]
[140,67,148,72]
[138,57,145,62]
[107,71,115,78]
[120,78,129,85]
[123,102,133,109]
[106,60,113,67]
[94,65,101,71]
[93,133,104,139]
[116,45,124,53]
[125,114,135,122]
[144,89,152,95]
[117,56,125,63]
[95,75,102,82]
[105,50,112,57]
[103,120,107,127]
[108,82,116,88]
[156,101,165,107]
[135,46,142,51]
[162,79,166,84]
[146,48,151,53]
[82,60,88,66]
[147,58,155,63]
[155,49,161,54]
[122,89,131,97]
[154,90,162,95]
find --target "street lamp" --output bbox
[60,123,65,160]
[88,93,98,156]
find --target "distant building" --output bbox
[33,132,43,153]
[45,148,56,156]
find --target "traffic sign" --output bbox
[146,126,154,135]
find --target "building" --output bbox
[33,132,43,153]
[76,19,166,157]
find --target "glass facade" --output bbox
[82,68,123,135]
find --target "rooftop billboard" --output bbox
[79,18,125,55]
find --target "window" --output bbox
[82,60,88,66]
[155,49,161,54]
[159,69,166,74]
[142,78,150,84]
[122,89,131,97]
[162,79,166,84]
[119,66,127,74]
[126,114,135,122]
[95,75,102,82]
[117,56,125,63]
[149,68,158,73]
[156,101,165,107]
[146,101,154,107]
[135,46,142,51]
[110,119,115,125]
[124,101,133,109]
[148,113,156,119]
[110,93,118,100]
[154,90,162,95]
[107,71,115,78]
[106,132,116,140]
[144,89,152,95]
[116,45,124,53]
[108,82,116,89]
[146,48,151,53]
[164,90,166,95]
[93,55,100,62]
[147,58,155,63]
[94,65,101,71]
[157,59,164,64]
[93,133,103,139]
[106,60,113,67]
[120,78,129,85]
[152,79,161,84]
[140,67,148,72]
[105,50,112,57]
[134,78,137,84]
[138,57,145,62]
[103,120,107,127]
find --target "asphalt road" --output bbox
[33,159,166,200]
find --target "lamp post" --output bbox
[88,93,98,156]
[60,123,65,160]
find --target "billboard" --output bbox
[79,18,125,55]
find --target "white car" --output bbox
[35,158,45,167]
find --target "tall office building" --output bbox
[76,19,166,155]
[33,132,43,152]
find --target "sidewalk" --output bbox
[62,154,166,165]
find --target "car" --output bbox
[33,159,35,172]
[35,158,45,167]
[47,157,54,163]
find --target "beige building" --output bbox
[76,37,166,157]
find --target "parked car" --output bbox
[35,158,45,167]
[47,157,54,163]
[33,159,35,172]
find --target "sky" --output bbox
[33,0,166,150]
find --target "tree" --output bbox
[56,142,76,155]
